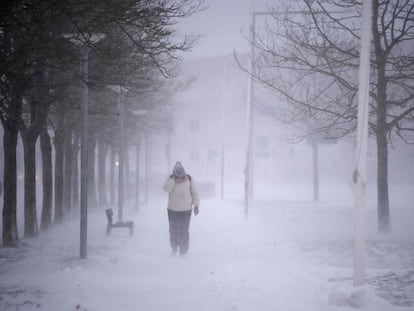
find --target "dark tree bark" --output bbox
[87,131,97,208]
[72,133,80,209]
[53,114,64,224]
[2,124,19,246]
[372,0,392,233]
[110,146,116,205]
[1,34,25,245]
[376,129,390,232]
[97,136,107,206]
[63,122,73,214]
[40,126,53,231]
[20,68,51,237]
[21,131,39,237]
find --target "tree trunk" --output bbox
[63,122,73,214]
[376,129,391,233]
[125,146,130,203]
[145,135,150,204]
[97,136,107,206]
[21,132,39,237]
[20,67,51,237]
[72,133,80,209]
[311,142,319,202]
[2,125,19,246]
[372,5,391,233]
[135,142,140,212]
[54,114,64,224]
[110,146,115,205]
[40,126,53,231]
[87,131,97,208]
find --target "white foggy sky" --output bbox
[176,0,272,59]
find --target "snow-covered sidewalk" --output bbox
[1,198,413,311]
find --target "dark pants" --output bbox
[167,209,192,255]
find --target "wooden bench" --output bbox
[105,208,134,236]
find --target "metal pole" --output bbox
[135,140,140,212]
[118,90,125,222]
[220,59,228,200]
[353,0,373,287]
[244,7,255,219]
[144,134,150,204]
[80,46,89,259]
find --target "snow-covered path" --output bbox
[1,198,413,311]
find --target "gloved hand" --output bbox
[193,206,199,216]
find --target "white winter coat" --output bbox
[163,176,200,212]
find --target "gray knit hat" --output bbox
[173,161,185,178]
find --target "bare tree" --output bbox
[1,0,205,245]
[39,123,53,231]
[248,0,414,233]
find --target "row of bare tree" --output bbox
[243,0,413,233]
[0,0,204,246]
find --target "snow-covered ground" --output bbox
[1,191,413,311]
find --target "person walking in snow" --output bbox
[163,161,200,256]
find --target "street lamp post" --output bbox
[118,88,126,222]
[79,46,89,259]
[244,8,254,219]
[244,8,319,217]
[353,0,372,287]
[244,9,271,219]
[64,33,104,259]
